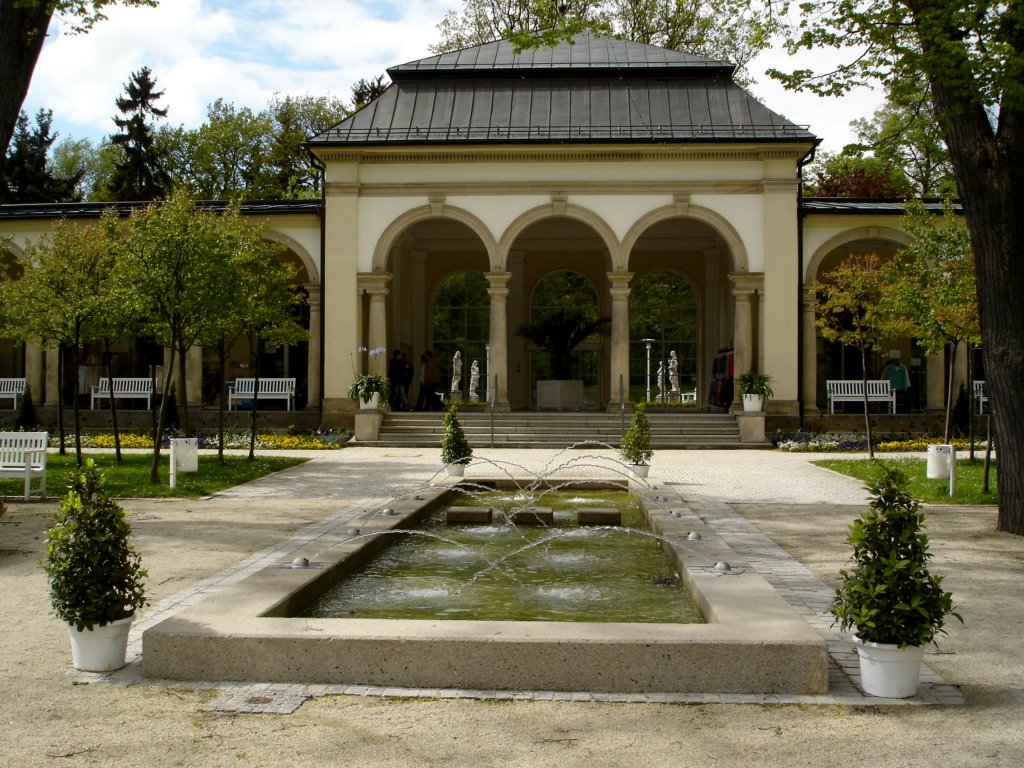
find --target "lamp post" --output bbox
[643,338,655,404]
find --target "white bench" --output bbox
[0,378,26,410]
[0,431,47,499]
[90,378,154,410]
[227,378,296,411]
[974,380,988,414]
[826,380,895,414]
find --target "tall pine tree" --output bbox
[107,66,171,201]
[0,108,80,203]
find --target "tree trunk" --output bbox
[927,79,1024,533]
[149,346,176,483]
[103,337,122,463]
[860,346,873,459]
[0,3,52,158]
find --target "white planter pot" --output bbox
[742,393,764,412]
[628,464,650,479]
[444,463,466,477]
[853,635,925,698]
[359,392,380,410]
[67,615,134,672]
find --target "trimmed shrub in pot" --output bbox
[44,460,147,671]
[829,464,961,697]
[619,401,653,476]
[441,404,472,475]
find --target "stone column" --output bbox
[485,271,511,411]
[25,342,44,405]
[358,273,391,377]
[305,284,322,410]
[45,347,59,406]
[801,288,819,413]
[729,273,762,410]
[186,345,202,406]
[607,271,633,410]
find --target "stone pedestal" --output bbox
[737,412,766,444]
[354,410,383,441]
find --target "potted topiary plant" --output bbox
[440,404,473,476]
[829,464,961,698]
[737,370,774,412]
[619,401,653,478]
[44,459,148,672]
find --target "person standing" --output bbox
[414,354,428,410]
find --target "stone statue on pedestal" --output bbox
[469,360,480,401]
[451,351,462,393]
[669,351,680,393]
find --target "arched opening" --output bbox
[813,238,921,412]
[629,271,699,402]
[626,216,736,407]
[525,270,602,409]
[431,271,490,398]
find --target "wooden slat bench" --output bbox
[227,378,296,411]
[0,378,26,410]
[826,379,895,414]
[90,378,154,410]
[0,431,47,499]
[974,380,988,414]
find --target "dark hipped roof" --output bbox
[310,32,815,147]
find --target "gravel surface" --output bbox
[1,448,1021,767]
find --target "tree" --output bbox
[886,200,980,441]
[814,253,910,459]
[107,66,171,201]
[849,83,956,198]
[764,0,1024,535]
[804,153,913,198]
[0,216,118,463]
[432,0,775,82]
[115,190,239,481]
[0,108,81,202]
[163,100,273,200]
[0,1,157,159]
[350,75,389,111]
[254,94,348,199]
[50,135,109,201]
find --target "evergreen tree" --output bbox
[0,109,80,203]
[107,66,171,201]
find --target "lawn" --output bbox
[815,456,999,504]
[0,452,307,500]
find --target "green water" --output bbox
[304,489,703,624]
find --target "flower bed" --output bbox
[49,430,351,451]
[774,431,988,453]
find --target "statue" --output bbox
[656,360,665,403]
[669,351,680,393]
[450,351,462,393]
[469,360,480,401]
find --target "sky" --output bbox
[21,0,882,155]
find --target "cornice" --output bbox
[311,143,814,166]
[326,180,770,198]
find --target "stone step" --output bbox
[363,410,748,449]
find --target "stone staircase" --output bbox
[363,410,746,449]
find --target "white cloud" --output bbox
[21,0,878,153]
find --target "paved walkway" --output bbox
[81,447,963,710]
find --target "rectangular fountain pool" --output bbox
[303,489,703,624]
[142,477,829,695]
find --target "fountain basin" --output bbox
[142,478,828,694]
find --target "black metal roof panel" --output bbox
[388,32,735,78]
[800,198,961,215]
[0,200,321,220]
[314,76,813,145]
[312,32,812,147]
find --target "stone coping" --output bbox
[143,477,828,695]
